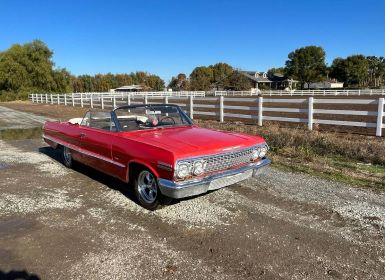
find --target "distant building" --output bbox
[239,71,298,90]
[110,85,147,92]
[305,80,344,89]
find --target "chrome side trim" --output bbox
[43,134,126,168]
[157,161,173,171]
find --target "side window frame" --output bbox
[80,111,90,127]
[81,111,119,132]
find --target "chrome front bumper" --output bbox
[158,158,271,199]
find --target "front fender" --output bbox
[127,159,160,182]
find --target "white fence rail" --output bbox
[29,93,385,137]
[214,89,385,96]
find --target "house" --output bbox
[305,80,344,89]
[110,85,147,92]
[239,71,298,90]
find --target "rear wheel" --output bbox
[134,169,162,210]
[61,146,73,168]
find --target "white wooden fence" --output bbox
[215,89,385,96]
[29,93,385,137]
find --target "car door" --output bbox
[79,111,125,178]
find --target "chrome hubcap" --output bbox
[63,146,71,164]
[137,171,157,204]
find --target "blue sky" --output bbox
[1,0,384,83]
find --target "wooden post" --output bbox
[113,96,116,109]
[45,94,48,103]
[376,98,384,137]
[101,96,104,109]
[57,94,60,105]
[80,93,84,108]
[219,95,224,122]
[64,94,67,106]
[90,95,93,108]
[308,97,314,131]
[41,94,44,103]
[72,93,75,107]
[144,95,148,105]
[164,96,168,104]
[189,95,194,119]
[127,93,131,105]
[258,96,263,126]
[50,94,53,104]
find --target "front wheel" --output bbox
[134,169,163,210]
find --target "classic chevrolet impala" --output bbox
[43,104,270,210]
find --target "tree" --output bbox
[0,40,57,92]
[267,67,285,76]
[329,58,347,85]
[168,73,190,91]
[224,71,252,91]
[189,66,214,91]
[211,63,233,90]
[345,55,369,87]
[366,56,385,87]
[53,68,72,92]
[285,46,327,89]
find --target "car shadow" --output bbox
[0,270,40,280]
[38,146,179,208]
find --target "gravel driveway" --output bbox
[0,106,385,279]
[0,137,384,279]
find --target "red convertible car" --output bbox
[43,104,270,210]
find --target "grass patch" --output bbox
[196,119,385,190]
[0,127,42,140]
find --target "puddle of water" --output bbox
[0,162,9,169]
[0,127,42,140]
[0,217,36,236]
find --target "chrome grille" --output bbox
[203,146,255,173]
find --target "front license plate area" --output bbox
[208,170,253,191]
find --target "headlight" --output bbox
[176,162,191,178]
[193,160,206,176]
[259,145,268,158]
[251,148,260,160]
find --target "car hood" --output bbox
[119,126,266,159]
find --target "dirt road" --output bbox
[0,107,385,279]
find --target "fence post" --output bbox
[127,93,131,105]
[50,94,53,104]
[64,94,67,106]
[90,95,93,108]
[113,96,116,109]
[144,95,148,105]
[72,93,75,107]
[258,96,263,126]
[308,97,314,131]
[57,94,60,105]
[101,96,104,109]
[189,95,194,119]
[44,94,47,103]
[164,96,168,104]
[80,93,84,108]
[219,95,224,122]
[376,98,384,137]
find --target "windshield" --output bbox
[114,105,192,132]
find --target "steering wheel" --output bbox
[159,116,176,125]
